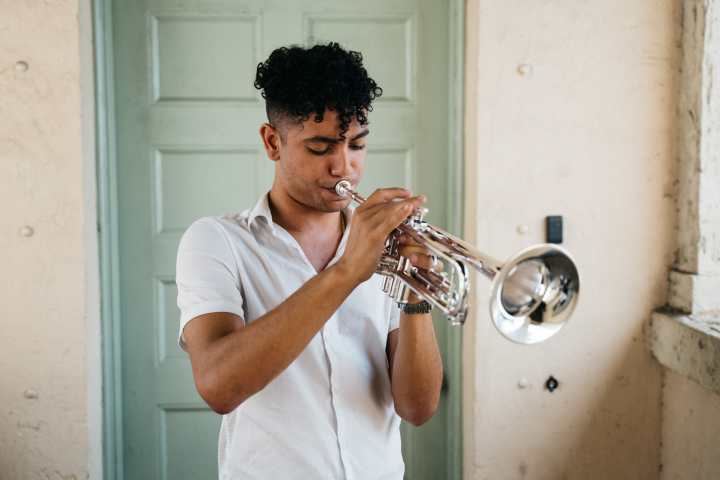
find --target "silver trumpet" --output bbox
[335,180,580,344]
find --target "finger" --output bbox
[389,195,426,216]
[398,234,422,247]
[398,245,431,258]
[416,254,443,272]
[401,251,442,271]
[388,197,425,224]
[364,194,425,222]
[364,187,414,206]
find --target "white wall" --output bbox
[463,0,682,478]
[0,1,96,479]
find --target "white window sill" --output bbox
[651,309,720,395]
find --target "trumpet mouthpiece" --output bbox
[335,180,352,196]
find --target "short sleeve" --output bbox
[388,301,401,333]
[176,218,245,352]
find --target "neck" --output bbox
[267,183,342,236]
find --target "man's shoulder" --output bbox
[181,209,254,247]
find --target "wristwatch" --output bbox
[398,300,433,314]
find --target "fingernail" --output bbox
[411,254,418,262]
[404,204,411,211]
[399,235,407,242]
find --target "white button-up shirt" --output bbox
[176,193,403,480]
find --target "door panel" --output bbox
[160,406,223,480]
[113,0,452,478]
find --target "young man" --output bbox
[177,43,443,480]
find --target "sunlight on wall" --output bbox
[463,0,682,478]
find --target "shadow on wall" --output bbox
[563,334,663,479]
[473,319,664,480]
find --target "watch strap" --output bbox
[398,301,433,314]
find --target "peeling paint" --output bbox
[652,310,720,395]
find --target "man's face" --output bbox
[276,109,367,213]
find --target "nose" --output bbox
[329,145,354,178]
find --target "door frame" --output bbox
[93,0,465,477]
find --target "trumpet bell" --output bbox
[491,244,580,344]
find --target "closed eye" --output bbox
[308,148,331,155]
[350,144,366,151]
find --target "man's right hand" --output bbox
[338,187,427,285]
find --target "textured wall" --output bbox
[658,1,720,478]
[661,370,720,479]
[0,1,90,479]
[463,0,681,478]
[675,0,720,276]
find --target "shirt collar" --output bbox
[248,191,274,230]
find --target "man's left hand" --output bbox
[397,234,443,303]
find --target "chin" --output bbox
[312,196,351,213]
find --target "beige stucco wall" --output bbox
[463,0,681,478]
[0,1,96,479]
[661,370,720,479]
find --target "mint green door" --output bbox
[112,1,459,478]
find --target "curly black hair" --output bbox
[254,42,382,142]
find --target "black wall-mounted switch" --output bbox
[546,216,563,243]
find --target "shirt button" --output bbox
[324,334,331,342]
[333,387,339,395]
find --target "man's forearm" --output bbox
[187,261,357,414]
[389,312,443,426]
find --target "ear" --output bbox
[259,123,281,161]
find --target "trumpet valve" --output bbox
[388,276,401,298]
[395,284,412,304]
[416,207,428,223]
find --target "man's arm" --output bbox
[386,306,443,426]
[385,235,444,426]
[184,188,426,415]
[185,265,356,414]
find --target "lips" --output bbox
[323,181,354,190]
[323,184,348,193]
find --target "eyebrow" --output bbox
[302,129,369,144]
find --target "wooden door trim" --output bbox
[94,0,465,477]
[446,2,465,479]
[94,0,125,478]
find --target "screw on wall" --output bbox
[517,64,533,76]
[545,375,559,392]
